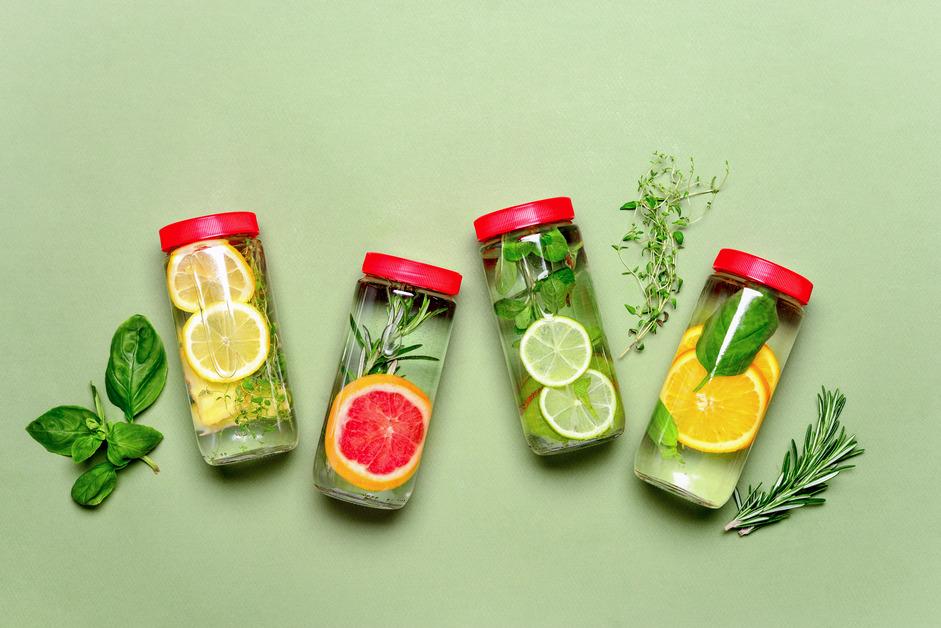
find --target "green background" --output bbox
[2,2,938,626]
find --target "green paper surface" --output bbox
[1,2,938,626]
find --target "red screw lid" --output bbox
[713,249,813,305]
[362,252,462,296]
[473,197,575,242]
[159,212,259,252]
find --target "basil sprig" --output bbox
[25,315,167,508]
[694,286,779,390]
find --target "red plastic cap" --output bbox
[473,197,575,242]
[362,252,462,296]
[713,249,813,305]
[159,212,259,252]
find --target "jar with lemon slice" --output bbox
[313,253,461,509]
[159,212,297,465]
[634,249,812,508]
[475,198,625,455]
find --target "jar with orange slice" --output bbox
[313,253,461,510]
[159,212,297,465]
[634,249,812,508]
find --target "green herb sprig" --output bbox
[25,315,167,507]
[725,388,864,536]
[350,289,447,378]
[613,152,729,356]
[492,227,581,331]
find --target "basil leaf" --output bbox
[695,287,779,389]
[502,239,535,262]
[71,462,117,507]
[494,297,528,319]
[71,434,104,463]
[538,228,569,262]
[535,267,575,314]
[25,406,98,456]
[105,315,168,420]
[648,400,682,461]
[106,422,163,465]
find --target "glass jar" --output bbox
[474,197,625,455]
[634,249,812,508]
[313,253,460,510]
[158,212,298,465]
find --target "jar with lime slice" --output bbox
[159,212,298,465]
[313,253,461,509]
[633,249,812,508]
[474,198,625,455]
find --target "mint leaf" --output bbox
[494,298,528,319]
[535,267,575,314]
[538,228,569,262]
[502,239,535,262]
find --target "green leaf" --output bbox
[537,228,569,262]
[647,400,682,461]
[514,307,533,331]
[572,377,598,419]
[26,406,98,457]
[535,267,575,314]
[105,315,168,421]
[502,239,535,262]
[695,287,779,389]
[620,201,638,210]
[672,231,684,245]
[494,297,528,319]
[71,434,104,463]
[106,422,163,465]
[495,255,518,295]
[71,462,117,507]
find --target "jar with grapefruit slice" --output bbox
[313,253,461,509]
[474,198,625,455]
[159,212,298,465]
[633,249,813,508]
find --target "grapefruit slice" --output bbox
[324,374,432,492]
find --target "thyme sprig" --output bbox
[351,288,446,378]
[613,152,728,357]
[725,388,864,537]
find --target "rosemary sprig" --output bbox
[725,388,864,537]
[613,152,728,357]
[351,288,446,378]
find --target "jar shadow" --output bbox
[633,476,727,524]
[203,450,293,482]
[314,490,402,525]
[528,438,618,472]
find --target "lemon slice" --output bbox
[519,316,592,387]
[538,369,617,439]
[182,301,270,383]
[167,240,255,313]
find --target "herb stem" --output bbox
[140,455,160,474]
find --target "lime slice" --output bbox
[538,369,617,440]
[519,316,592,387]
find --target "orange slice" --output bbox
[324,374,432,492]
[671,324,780,395]
[660,351,768,453]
